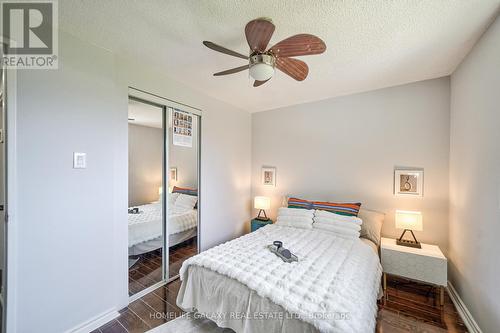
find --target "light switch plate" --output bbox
[73,152,86,169]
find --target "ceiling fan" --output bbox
[203,18,326,87]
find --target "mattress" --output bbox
[177,225,382,333]
[128,202,197,248]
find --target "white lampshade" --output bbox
[254,196,271,210]
[249,63,274,81]
[158,186,163,195]
[395,210,423,231]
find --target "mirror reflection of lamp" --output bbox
[395,210,423,248]
[254,196,271,221]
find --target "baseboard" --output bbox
[447,281,482,333]
[65,308,120,333]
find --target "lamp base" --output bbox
[256,209,269,221]
[397,229,422,248]
[396,238,421,248]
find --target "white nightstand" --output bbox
[381,237,447,305]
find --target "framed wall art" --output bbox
[261,167,276,187]
[394,168,424,197]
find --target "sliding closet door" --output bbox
[0,66,5,333]
[167,108,199,279]
[127,97,166,296]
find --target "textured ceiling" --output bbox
[60,1,500,112]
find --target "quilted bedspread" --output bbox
[180,224,382,333]
[128,202,197,247]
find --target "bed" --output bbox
[128,201,197,256]
[176,224,382,333]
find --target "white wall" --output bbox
[128,124,163,206]
[15,33,122,333]
[449,14,500,333]
[251,78,450,250]
[11,31,251,333]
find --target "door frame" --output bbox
[127,87,201,302]
[2,61,19,333]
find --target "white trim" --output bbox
[64,308,120,333]
[5,65,18,333]
[128,87,202,116]
[447,281,482,333]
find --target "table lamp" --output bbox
[254,196,271,221]
[395,210,423,248]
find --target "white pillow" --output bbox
[313,217,361,231]
[168,192,180,208]
[314,210,362,225]
[174,194,198,212]
[275,208,314,229]
[358,208,385,245]
[275,216,313,229]
[312,222,360,238]
[277,207,314,218]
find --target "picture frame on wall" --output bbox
[262,167,276,187]
[394,167,424,197]
[170,167,177,181]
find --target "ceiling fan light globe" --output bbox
[249,63,274,81]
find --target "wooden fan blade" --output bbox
[276,57,309,81]
[245,18,275,53]
[203,41,248,60]
[253,79,270,87]
[270,34,326,58]
[213,65,249,76]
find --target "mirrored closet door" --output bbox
[127,89,200,299]
[128,97,166,297]
[167,107,199,279]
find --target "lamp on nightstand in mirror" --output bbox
[254,196,270,221]
[395,210,423,248]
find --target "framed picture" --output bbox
[394,168,424,197]
[170,167,177,181]
[261,167,276,187]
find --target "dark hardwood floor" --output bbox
[97,273,468,333]
[377,275,468,333]
[95,279,184,333]
[128,238,197,296]
[168,239,197,279]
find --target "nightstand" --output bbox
[251,218,273,232]
[381,237,447,306]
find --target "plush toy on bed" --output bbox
[268,240,298,263]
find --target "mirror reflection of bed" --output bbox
[127,97,199,296]
[128,187,198,293]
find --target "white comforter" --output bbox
[128,202,197,247]
[179,225,382,333]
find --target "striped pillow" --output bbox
[312,201,361,216]
[287,197,313,210]
[172,186,197,197]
